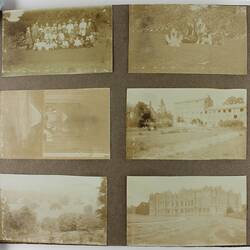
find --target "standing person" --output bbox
[25,27,33,49]
[73,21,79,35]
[79,18,87,38]
[31,22,39,42]
[86,18,93,36]
[66,19,74,35]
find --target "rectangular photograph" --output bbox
[127,88,247,160]
[127,176,247,246]
[2,6,112,76]
[0,175,107,245]
[129,5,247,74]
[0,88,110,159]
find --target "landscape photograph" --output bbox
[127,88,247,160]
[2,6,112,76]
[0,175,107,245]
[129,5,247,74]
[127,176,247,246]
[0,88,110,159]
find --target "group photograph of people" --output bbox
[26,18,97,51]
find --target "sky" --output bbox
[0,174,104,209]
[127,176,247,207]
[127,88,247,112]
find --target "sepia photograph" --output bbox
[127,88,247,160]
[127,176,247,246]
[0,175,107,245]
[126,88,247,160]
[0,88,110,159]
[129,5,247,74]
[2,6,112,76]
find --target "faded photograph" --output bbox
[127,176,246,246]
[127,88,247,160]
[0,175,107,245]
[2,7,112,76]
[129,5,247,74]
[0,88,110,159]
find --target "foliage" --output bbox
[58,213,78,232]
[224,96,245,105]
[135,202,149,215]
[41,217,59,232]
[131,5,246,38]
[127,101,154,128]
[96,177,107,229]
[219,120,244,128]
[6,206,37,235]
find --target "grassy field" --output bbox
[126,127,246,160]
[129,32,247,74]
[127,214,246,246]
[3,41,112,76]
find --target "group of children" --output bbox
[25,18,96,51]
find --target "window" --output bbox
[240,108,244,112]
[218,109,221,113]
[223,109,226,113]
[234,115,238,119]
[228,109,231,112]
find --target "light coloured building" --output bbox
[174,96,246,128]
[149,186,241,216]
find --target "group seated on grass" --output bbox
[25,18,97,51]
[165,18,213,47]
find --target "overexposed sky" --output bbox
[127,88,247,112]
[0,174,103,208]
[127,176,247,206]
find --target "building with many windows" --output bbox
[149,186,241,216]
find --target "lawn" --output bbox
[3,41,112,76]
[126,127,246,160]
[129,32,247,74]
[127,214,246,246]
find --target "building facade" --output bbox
[174,96,246,128]
[149,186,241,216]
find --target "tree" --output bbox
[204,96,214,109]
[58,213,78,232]
[96,177,107,229]
[136,202,149,215]
[7,206,37,235]
[224,96,244,105]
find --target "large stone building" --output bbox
[174,96,246,128]
[149,186,241,216]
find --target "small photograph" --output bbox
[0,175,107,245]
[0,88,110,159]
[127,176,247,246]
[129,5,247,74]
[127,88,247,160]
[2,6,112,76]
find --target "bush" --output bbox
[219,120,244,128]
[58,213,78,232]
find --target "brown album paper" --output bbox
[0,5,249,246]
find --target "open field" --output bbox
[129,32,247,74]
[126,127,246,159]
[127,214,246,246]
[3,41,112,76]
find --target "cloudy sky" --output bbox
[127,176,246,206]
[0,174,104,209]
[127,88,246,112]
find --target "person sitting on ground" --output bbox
[165,28,183,47]
[74,36,82,48]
